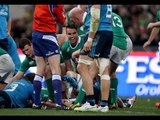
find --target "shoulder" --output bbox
[61,40,70,49]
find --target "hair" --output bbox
[66,22,78,30]
[19,38,32,50]
[23,73,35,83]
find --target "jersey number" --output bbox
[106,5,112,18]
[5,84,18,92]
[112,16,123,28]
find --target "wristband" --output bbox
[87,37,93,42]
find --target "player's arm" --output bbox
[7,5,11,36]
[64,59,73,71]
[143,27,160,50]
[8,58,31,85]
[147,22,160,30]
[88,4,100,41]
[53,5,68,27]
[83,5,100,52]
[72,49,80,59]
[8,71,25,85]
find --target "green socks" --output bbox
[74,85,86,104]
[45,78,56,102]
[108,78,118,105]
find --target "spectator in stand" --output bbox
[143,9,160,51]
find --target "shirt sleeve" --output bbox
[53,5,66,25]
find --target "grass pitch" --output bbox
[0,97,159,116]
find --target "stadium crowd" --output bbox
[10,5,160,49]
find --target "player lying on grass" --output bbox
[0,72,71,109]
[40,71,138,110]
[0,73,35,108]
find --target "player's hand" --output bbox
[143,41,151,51]
[6,29,11,36]
[83,40,92,52]
[72,51,79,59]
[147,23,154,30]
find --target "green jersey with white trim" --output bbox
[19,57,36,73]
[61,36,84,69]
[112,12,128,50]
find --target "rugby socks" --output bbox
[86,95,95,106]
[46,78,56,102]
[52,74,62,105]
[100,100,108,107]
[33,74,43,106]
[108,78,118,105]
[74,85,86,104]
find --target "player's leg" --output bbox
[32,56,46,108]
[108,60,118,108]
[121,95,138,108]
[98,58,110,112]
[96,31,113,112]
[48,54,62,107]
[32,31,46,108]
[7,36,21,74]
[75,56,98,112]
[44,65,55,102]
[74,33,100,112]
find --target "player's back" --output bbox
[4,79,33,108]
[98,5,112,31]
[112,12,128,38]
[112,12,130,50]
[84,5,112,34]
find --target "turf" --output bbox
[0,97,159,116]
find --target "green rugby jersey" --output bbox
[19,57,36,73]
[112,12,129,50]
[61,36,84,69]
[0,47,7,55]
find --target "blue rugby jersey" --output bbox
[84,5,113,35]
[4,79,33,108]
[0,5,10,39]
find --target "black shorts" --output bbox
[80,31,113,59]
[0,38,9,51]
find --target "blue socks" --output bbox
[86,95,95,106]
[52,75,62,106]
[33,74,43,106]
[100,100,108,107]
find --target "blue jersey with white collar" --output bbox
[0,5,10,39]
